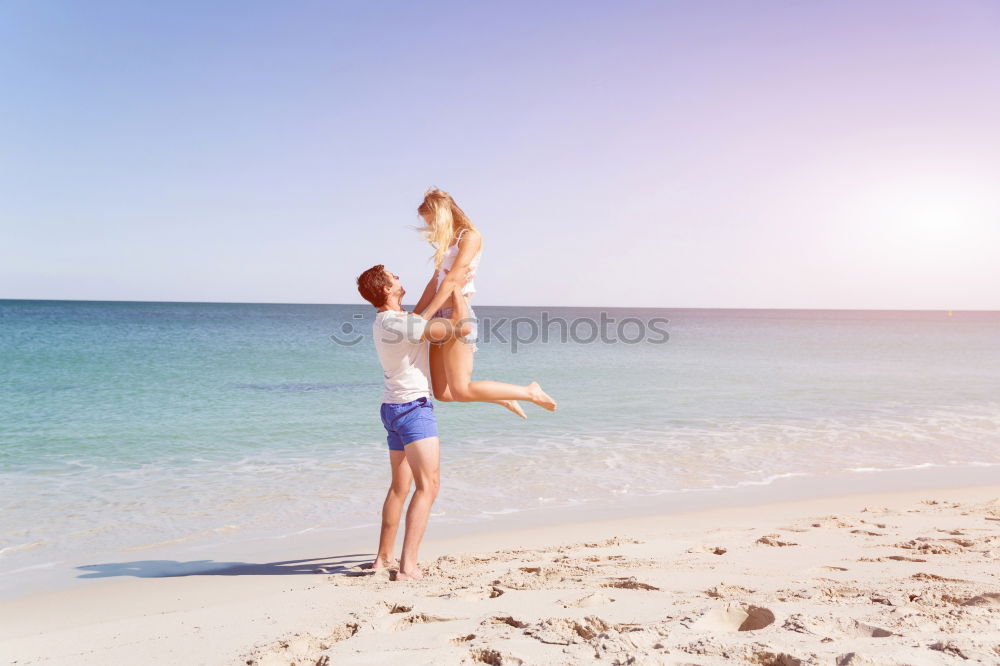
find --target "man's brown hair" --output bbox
[357,264,391,308]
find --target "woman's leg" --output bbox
[429,342,457,402]
[442,337,556,411]
[430,340,527,418]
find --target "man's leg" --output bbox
[373,450,412,569]
[396,436,440,581]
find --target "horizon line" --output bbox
[0,297,996,313]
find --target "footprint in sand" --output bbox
[524,615,611,645]
[810,515,861,529]
[602,576,660,590]
[756,534,798,547]
[895,538,974,555]
[470,648,524,665]
[583,554,626,562]
[793,616,894,638]
[380,602,412,614]
[959,592,1000,607]
[582,536,643,547]
[705,583,755,599]
[483,615,529,629]
[746,648,805,666]
[929,641,971,660]
[493,564,596,590]
[779,525,812,533]
[858,555,927,563]
[388,612,465,632]
[694,604,775,632]
[911,572,972,583]
[247,621,360,665]
[933,589,1000,608]
[560,591,615,608]
[438,586,505,600]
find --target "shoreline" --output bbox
[2,481,999,664]
[2,461,998,602]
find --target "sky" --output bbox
[2,0,998,309]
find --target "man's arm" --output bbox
[412,270,439,316]
[416,264,471,319]
[419,282,473,343]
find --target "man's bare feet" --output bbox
[395,567,423,581]
[499,399,527,419]
[371,555,391,570]
[527,381,557,411]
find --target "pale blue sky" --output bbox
[2,0,998,308]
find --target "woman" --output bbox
[412,188,556,417]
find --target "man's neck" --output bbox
[378,298,404,313]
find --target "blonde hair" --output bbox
[417,188,479,269]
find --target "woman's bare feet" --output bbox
[498,399,527,419]
[527,381,557,411]
[371,555,390,570]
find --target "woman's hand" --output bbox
[442,266,474,286]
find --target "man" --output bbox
[355,264,472,581]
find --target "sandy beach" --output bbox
[5,0,1000,663]
[2,484,998,665]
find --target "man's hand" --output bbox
[416,262,475,321]
[422,281,472,343]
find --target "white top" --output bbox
[435,228,482,296]
[373,310,431,404]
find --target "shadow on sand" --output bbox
[76,553,374,579]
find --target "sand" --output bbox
[2,485,999,665]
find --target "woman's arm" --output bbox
[420,282,472,342]
[417,229,481,319]
[412,270,440,315]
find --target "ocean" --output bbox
[2,300,999,595]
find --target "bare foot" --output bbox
[371,556,390,570]
[527,381,556,411]
[395,567,423,581]
[498,400,527,419]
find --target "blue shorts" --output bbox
[380,397,439,451]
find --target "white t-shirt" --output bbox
[373,310,431,404]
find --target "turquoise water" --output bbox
[2,300,999,592]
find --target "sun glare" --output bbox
[846,174,997,260]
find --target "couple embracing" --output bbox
[356,188,557,581]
